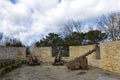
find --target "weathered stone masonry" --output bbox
[69,41,120,73]
[100,41,120,73]
[0,41,120,73]
[0,47,26,60]
[31,47,54,63]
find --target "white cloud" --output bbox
[0,0,120,45]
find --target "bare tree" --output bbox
[97,12,120,41]
[88,24,94,31]
[72,21,82,33]
[63,20,82,35]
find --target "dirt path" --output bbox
[2,65,120,80]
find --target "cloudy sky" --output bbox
[0,0,120,45]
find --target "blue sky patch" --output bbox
[10,0,17,4]
[30,9,34,14]
[58,0,61,3]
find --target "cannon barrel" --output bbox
[79,49,96,58]
[66,49,96,70]
[53,48,64,65]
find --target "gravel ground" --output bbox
[1,64,120,80]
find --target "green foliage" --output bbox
[35,33,63,47]
[34,41,41,47]
[34,33,69,57]
[26,47,31,55]
[64,32,85,46]
[34,31,107,56]
[5,38,25,47]
[86,30,107,44]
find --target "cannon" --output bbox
[66,49,96,70]
[28,55,40,66]
[52,48,64,66]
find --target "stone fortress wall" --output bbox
[0,47,26,60]
[69,45,101,68]
[69,41,120,73]
[31,41,120,73]
[31,47,54,63]
[0,41,120,73]
[100,41,120,73]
